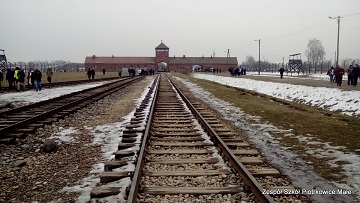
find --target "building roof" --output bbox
[85,56,155,64]
[169,57,238,65]
[155,42,169,49]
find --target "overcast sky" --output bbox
[1,0,360,65]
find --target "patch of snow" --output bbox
[193,73,360,116]
[49,127,78,142]
[0,83,106,105]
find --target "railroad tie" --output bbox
[90,186,121,198]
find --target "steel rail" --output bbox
[0,76,144,136]
[127,75,160,203]
[166,74,274,203]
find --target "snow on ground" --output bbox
[193,73,360,116]
[48,127,78,143]
[247,71,331,81]
[0,83,106,105]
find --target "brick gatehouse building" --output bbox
[85,42,238,73]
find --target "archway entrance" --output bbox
[157,62,167,72]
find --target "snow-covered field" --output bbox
[193,72,360,116]
[0,83,105,105]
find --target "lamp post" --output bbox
[329,16,342,66]
[286,63,288,75]
[255,39,261,75]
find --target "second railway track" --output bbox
[91,74,311,202]
[0,76,144,144]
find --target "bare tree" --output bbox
[243,55,256,65]
[305,38,326,63]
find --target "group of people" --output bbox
[228,67,247,76]
[0,67,53,92]
[87,68,155,80]
[128,68,155,76]
[327,64,360,87]
[204,67,223,74]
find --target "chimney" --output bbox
[92,55,96,59]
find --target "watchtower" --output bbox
[155,41,169,72]
[0,49,7,69]
[288,53,302,75]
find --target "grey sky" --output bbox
[1,0,360,65]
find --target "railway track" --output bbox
[90,74,310,202]
[0,76,144,144]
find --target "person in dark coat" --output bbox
[17,68,26,91]
[6,68,15,90]
[334,65,345,86]
[279,67,285,79]
[32,69,42,91]
[0,69,3,91]
[118,69,122,77]
[347,65,354,85]
[352,64,360,87]
[91,68,95,80]
[87,68,91,80]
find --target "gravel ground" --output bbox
[0,77,154,203]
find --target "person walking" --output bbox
[32,69,42,91]
[334,65,345,86]
[102,68,105,75]
[279,67,285,79]
[0,69,3,91]
[118,69,122,77]
[91,68,95,80]
[46,68,53,84]
[87,68,91,80]
[17,68,26,91]
[14,67,20,92]
[6,68,14,90]
[352,64,360,87]
[327,67,335,83]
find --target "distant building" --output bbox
[85,42,238,72]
